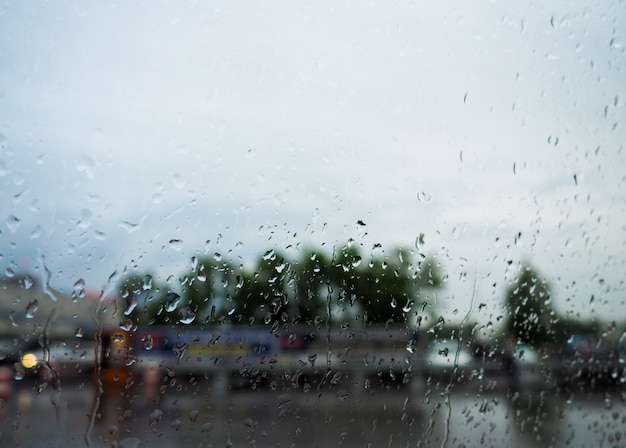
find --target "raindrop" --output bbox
[75,328,85,338]
[149,409,164,426]
[262,249,275,261]
[76,154,96,178]
[143,274,153,290]
[5,267,15,277]
[119,318,134,332]
[124,296,138,315]
[352,256,362,268]
[25,300,39,319]
[30,225,42,239]
[143,334,153,350]
[30,199,41,213]
[190,256,198,270]
[173,342,188,364]
[275,262,286,273]
[197,265,206,282]
[13,362,25,380]
[390,297,397,309]
[6,215,21,233]
[73,278,86,297]
[9,311,18,327]
[165,293,181,312]
[189,409,199,423]
[402,299,414,313]
[21,275,34,289]
[178,307,196,324]
[308,353,317,367]
[168,239,183,250]
[213,252,222,262]
[330,371,342,385]
[171,419,182,431]
[236,275,244,288]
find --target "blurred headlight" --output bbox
[21,352,38,369]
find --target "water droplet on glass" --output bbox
[178,307,196,324]
[21,275,34,289]
[9,311,18,327]
[330,371,342,385]
[390,297,397,309]
[119,318,134,332]
[25,300,39,318]
[197,265,206,282]
[29,199,40,212]
[143,334,153,350]
[173,343,188,364]
[275,262,286,273]
[6,215,20,233]
[190,256,198,270]
[5,267,15,277]
[30,225,42,240]
[168,239,183,250]
[124,296,138,315]
[262,249,275,261]
[73,278,86,295]
[75,327,85,338]
[213,252,222,262]
[170,419,182,431]
[13,362,25,380]
[143,274,153,290]
[165,293,181,312]
[149,409,164,426]
[236,276,244,288]
[189,409,199,423]
[76,154,96,178]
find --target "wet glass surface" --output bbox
[1,1,625,447]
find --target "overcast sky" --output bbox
[1,1,624,325]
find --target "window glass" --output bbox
[0,2,624,447]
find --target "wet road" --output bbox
[1,377,624,447]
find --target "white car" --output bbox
[426,341,473,368]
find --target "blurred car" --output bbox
[426,341,473,369]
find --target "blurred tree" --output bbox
[117,272,170,326]
[230,249,293,325]
[122,243,444,328]
[504,263,555,348]
[356,246,443,325]
[291,249,332,324]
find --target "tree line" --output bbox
[118,243,444,328]
[117,246,602,349]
